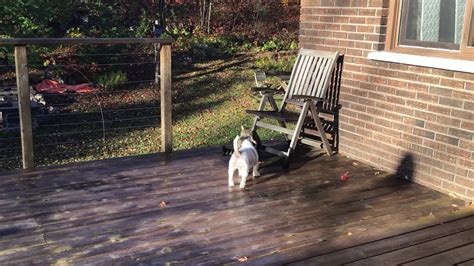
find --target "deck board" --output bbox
[0,146,472,264]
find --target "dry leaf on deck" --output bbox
[238,256,248,262]
[340,171,350,181]
[160,201,167,208]
[347,232,353,236]
[451,204,460,211]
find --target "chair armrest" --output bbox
[291,95,325,101]
[251,87,285,95]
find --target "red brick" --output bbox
[435,134,460,146]
[418,75,440,85]
[440,78,465,90]
[416,92,438,104]
[413,128,435,139]
[427,105,451,116]
[447,146,471,159]
[414,110,437,121]
[424,139,447,152]
[432,168,455,182]
[432,151,457,165]
[455,176,473,188]
[349,17,365,24]
[443,163,468,177]
[441,181,467,195]
[431,69,455,78]
[406,100,427,110]
[461,121,474,131]
[425,122,448,134]
[452,109,473,121]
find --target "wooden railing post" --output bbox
[160,44,172,153]
[14,46,34,169]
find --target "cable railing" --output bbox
[0,38,173,171]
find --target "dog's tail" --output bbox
[234,147,241,157]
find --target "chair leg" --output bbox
[251,95,268,132]
[283,149,292,169]
[309,101,332,155]
[283,102,309,168]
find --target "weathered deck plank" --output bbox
[293,215,474,265]
[0,146,472,264]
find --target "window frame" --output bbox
[386,0,474,60]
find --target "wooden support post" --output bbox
[14,46,34,169]
[160,44,172,153]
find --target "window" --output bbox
[386,0,474,59]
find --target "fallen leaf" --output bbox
[161,247,172,254]
[347,232,353,236]
[160,201,167,208]
[374,171,380,175]
[238,256,248,262]
[340,171,350,181]
[448,192,457,198]
[352,162,359,166]
[451,204,460,212]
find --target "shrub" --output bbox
[255,54,296,73]
[97,71,128,90]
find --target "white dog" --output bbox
[228,134,260,189]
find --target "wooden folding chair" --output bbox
[246,49,340,167]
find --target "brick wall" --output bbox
[299,0,473,202]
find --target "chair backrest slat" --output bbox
[307,57,326,98]
[299,56,318,96]
[285,56,300,95]
[313,58,332,99]
[322,55,344,112]
[285,49,339,102]
[292,55,310,96]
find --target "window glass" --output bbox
[399,0,467,50]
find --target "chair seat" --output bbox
[246,110,308,122]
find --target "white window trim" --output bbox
[368,51,474,74]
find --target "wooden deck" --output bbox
[0,146,473,265]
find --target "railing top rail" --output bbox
[0,37,174,46]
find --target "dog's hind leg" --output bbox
[252,164,260,179]
[228,162,236,187]
[239,165,249,189]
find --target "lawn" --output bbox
[0,52,293,170]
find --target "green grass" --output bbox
[172,56,285,150]
[0,52,292,170]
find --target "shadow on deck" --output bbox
[0,146,473,264]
